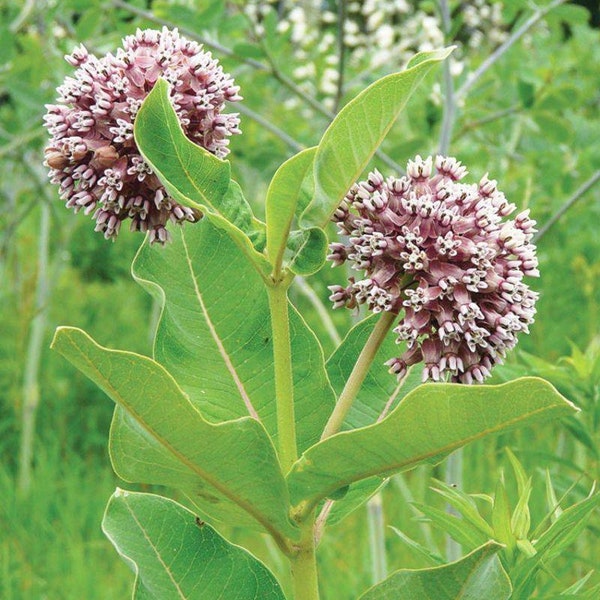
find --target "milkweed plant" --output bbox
[45,26,578,600]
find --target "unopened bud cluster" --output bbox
[328,155,539,384]
[44,27,242,243]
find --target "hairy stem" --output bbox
[321,310,397,440]
[291,520,320,600]
[267,280,298,472]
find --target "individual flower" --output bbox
[44,27,242,243]
[328,155,539,384]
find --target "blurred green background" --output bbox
[1,0,599,598]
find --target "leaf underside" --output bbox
[51,325,299,540]
[102,491,286,600]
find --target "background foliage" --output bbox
[1,0,599,598]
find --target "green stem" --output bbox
[367,493,388,584]
[291,521,320,600]
[321,310,397,439]
[267,279,298,473]
[445,448,464,561]
[18,202,50,494]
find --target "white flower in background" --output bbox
[244,0,509,107]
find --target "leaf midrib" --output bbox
[154,83,216,209]
[312,62,435,227]
[60,330,294,544]
[296,402,562,511]
[455,547,497,599]
[180,230,260,421]
[124,497,188,600]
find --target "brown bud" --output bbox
[44,150,69,169]
[189,207,203,221]
[92,145,119,168]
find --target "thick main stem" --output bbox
[321,310,397,440]
[291,521,320,600]
[267,281,298,473]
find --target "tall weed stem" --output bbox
[291,518,320,600]
[267,278,298,472]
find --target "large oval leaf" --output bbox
[132,220,336,455]
[51,327,299,544]
[359,542,511,600]
[300,47,453,228]
[134,79,268,272]
[287,378,576,512]
[102,491,286,600]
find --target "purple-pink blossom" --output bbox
[328,155,539,384]
[44,27,242,243]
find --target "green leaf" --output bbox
[390,527,445,566]
[266,147,317,272]
[505,448,529,498]
[102,491,286,600]
[512,489,600,593]
[287,378,576,512]
[359,542,511,600]
[505,449,532,540]
[264,147,327,275]
[287,227,328,275]
[134,79,268,271]
[132,219,335,455]
[412,503,489,551]
[326,315,422,430]
[544,469,563,523]
[51,326,299,543]
[492,480,516,559]
[430,480,495,539]
[510,478,532,541]
[300,47,453,228]
[535,492,600,559]
[134,79,230,215]
[558,570,596,595]
[325,477,385,526]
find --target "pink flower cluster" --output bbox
[43,27,242,243]
[328,155,539,384]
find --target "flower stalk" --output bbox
[321,310,397,440]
